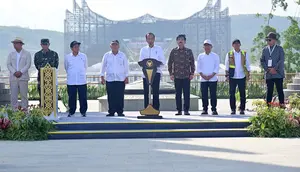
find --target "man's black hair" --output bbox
[176,34,186,41]
[145,32,155,39]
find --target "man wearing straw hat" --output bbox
[7,37,32,110]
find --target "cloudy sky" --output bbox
[0,0,299,32]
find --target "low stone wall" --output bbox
[0,83,10,106]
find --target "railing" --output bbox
[0,73,296,100]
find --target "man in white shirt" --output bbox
[7,38,31,110]
[139,33,166,110]
[225,39,251,115]
[197,40,220,115]
[64,41,88,117]
[100,40,129,117]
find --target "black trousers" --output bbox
[174,78,190,111]
[229,78,246,111]
[266,78,285,104]
[143,73,160,110]
[106,81,125,114]
[67,84,88,114]
[201,81,217,111]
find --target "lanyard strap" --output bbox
[268,45,276,58]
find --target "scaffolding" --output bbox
[64,0,231,65]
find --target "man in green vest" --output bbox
[225,39,251,115]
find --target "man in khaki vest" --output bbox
[7,38,32,110]
[225,39,250,115]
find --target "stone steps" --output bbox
[293,78,300,84]
[284,89,300,98]
[287,83,300,90]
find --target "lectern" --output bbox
[138,58,163,119]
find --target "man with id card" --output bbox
[260,32,285,107]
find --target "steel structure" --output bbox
[64,0,231,65]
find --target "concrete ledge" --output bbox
[287,84,300,90]
[98,94,199,111]
[284,89,300,98]
[293,78,300,84]
[0,83,5,90]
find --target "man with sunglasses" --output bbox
[260,32,285,107]
[34,39,59,107]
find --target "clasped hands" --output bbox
[268,68,277,75]
[14,71,22,78]
[170,75,194,81]
[101,77,129,85]
[200,73,214,81]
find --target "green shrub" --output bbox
[248,99,300,137]
[0,106,55,141]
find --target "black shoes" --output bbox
[201,110,208,115]
[106,113,115,117]
[176,111,190,116]
[184,111,190,115]
[106,113,125,117]
[212,111,218,115]
[67,113,74,117]
[240,111,245,115]
[67,113,86,117]
[231,110,236,115]
[118,113,125,117]
[175,111,182,116]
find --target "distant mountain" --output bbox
[0,26,64,72]
[0,14,294,70]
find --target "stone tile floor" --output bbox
[0,138,299,172]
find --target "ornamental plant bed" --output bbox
[0,105,55,141]
[248,94,300,137]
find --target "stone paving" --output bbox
[0,138,299,172]
[29,99,259,114]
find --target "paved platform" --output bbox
[55,112,252,123]
[0,138,299,172]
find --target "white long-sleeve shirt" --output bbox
[64,52,88,85]
[197,52,220,82]
[139,45,165,76]
[100,51,129,82]
[225,50,251,79]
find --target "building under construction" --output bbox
[64,0,231,65]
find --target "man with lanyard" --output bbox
[100,40,129,117]
[139,32,166,110]
[168,34,195,116]
[34,39,59,108]
[225,39,251,115]
[260,32,285,107]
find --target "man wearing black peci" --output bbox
[139,33,166,110]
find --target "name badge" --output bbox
[268,59,272,67]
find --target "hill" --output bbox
[0,14,295,69]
